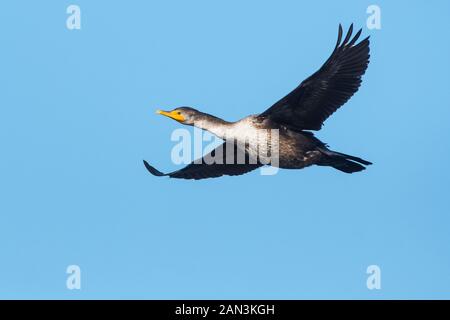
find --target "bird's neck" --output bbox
[193,114,233,140]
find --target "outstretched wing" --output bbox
[143,142,262,180]
[260,24,370,131]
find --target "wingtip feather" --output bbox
[336,24,343,48]
[348,28,362,47]
[342,24,354,46]
[143,160,166,176]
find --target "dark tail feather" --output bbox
[329,158,367,173]
[329,151,372,166]
[318,148,372,174]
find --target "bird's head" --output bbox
[155,107,201,125]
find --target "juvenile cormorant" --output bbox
[144,24,372,180]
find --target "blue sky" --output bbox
[1,1,450,299]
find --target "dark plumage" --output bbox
[144,142,261,180]
[144,24,372,180]
[260,24,370,131]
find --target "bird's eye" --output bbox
[177,112,181,115]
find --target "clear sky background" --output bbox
[1,1,449,299]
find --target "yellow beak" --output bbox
[156,109,185,122]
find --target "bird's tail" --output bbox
[318,147,372,174]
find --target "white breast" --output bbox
[223,116,275,160]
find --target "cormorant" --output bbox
[144,24,372,180]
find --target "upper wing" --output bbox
[260,24,370,131]
[143,142,262,180]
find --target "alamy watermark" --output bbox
[366,265,381,290]
[66,5,81,30]
[169,125,280,175]
[66,265,81,290]
[366,5,381,30]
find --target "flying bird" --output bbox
[144,24,372,180]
